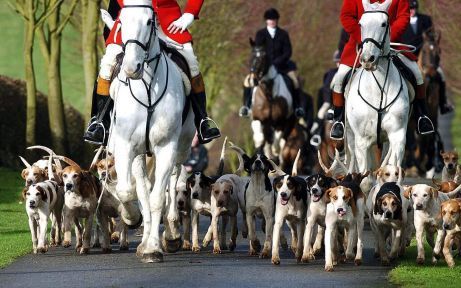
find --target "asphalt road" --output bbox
[0,112,452,288]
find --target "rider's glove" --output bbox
[100,9,115,30]
[167,13,195,34]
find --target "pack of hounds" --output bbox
[19,142,461,271]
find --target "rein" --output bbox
[118,5,170,156]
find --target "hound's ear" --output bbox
[273,177,282,192]
[440,150,445,156]
[327,177,338,188]
[243,154,251,172]
[229,185,234,195]
[324,188,332,203]
[374,168,382,177]
[203,175,214,187]
[37,186,47,201]
[403,186,412,199]
[400,167,406,179]
[43,169,48,179]
[249,37,255,47]
[430,187,438,199]
[336,175,345,182]
[374,196,384,215]
[21,168,28,180]
[22,187,28,200]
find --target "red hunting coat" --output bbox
[106,0,203,46]
[340,0,416,67]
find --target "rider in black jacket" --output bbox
[401,0,453,114]
[239,8,305,119]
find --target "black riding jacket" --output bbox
[255,27,294,73]
[401,13,433,56]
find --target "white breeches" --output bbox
[99,44,123,80]
[157,25,200,77]
[333,55,425,94]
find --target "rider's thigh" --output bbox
[99,44,123,80]
[287,71,300,89]
[397,54,424,85]
[179,43,200,78]
[332,64,352,93]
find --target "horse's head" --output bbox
[119,1,155,79]
[359,0,392,71]
[419,29,441,77]
[249,38,269,81]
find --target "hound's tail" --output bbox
[217,137,228,177]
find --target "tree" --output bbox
[36,0,78,154]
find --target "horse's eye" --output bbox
[381,22,386,27]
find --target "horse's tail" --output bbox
[216,136,228,177]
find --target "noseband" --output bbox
[360,11,390,56]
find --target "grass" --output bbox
[451,94,461,149]
[0,7,85,112]
[0,168,32,268]
[389,239,461,288]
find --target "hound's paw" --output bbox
[271,256,281,265]
[447,261,455,269]
[324,265,334,272]
[182,240,192,251]
[249,249,259,256]
[213,246,222,254]
[354,258,362,266]
[33,249,38,254]
[290,246,298,255]
[79,247,89,255]
[119,244,129,251]
[102,248,112,254]
[191,246,201,253]
[63,241,71,248]
[416,257,425,265]
[260,249,270,259]
[110,233,120,244]
[228,241,236,252]
[381,258,390,266]
[252,239,262,253]
[136,244,145,258]
[92,242,101,248]
[202,239,210,247]
[50,240,57,247]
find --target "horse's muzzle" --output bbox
[123,62,143,80]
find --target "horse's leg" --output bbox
[115,146,141,228]
[162,164,182,253]
[131,155,152,258]
[388,128,407,167]
[143,142,177,263]
[251,120,266,152]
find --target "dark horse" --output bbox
[247,40,314,173]
[405,29,443,177]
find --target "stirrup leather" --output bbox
[330,121,345,141]
[199,117,221,141]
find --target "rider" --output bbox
[401,0,453,114]
[83,0,221,145]
[330,0,435,140]
[239,8,305,119]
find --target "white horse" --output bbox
[345,0,412,178]
[108,0,195,263]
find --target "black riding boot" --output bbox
[293,89,306,119]
[239,87,252,117]
[414,85,435,135]
[191,74,221,144]
[330,92,345,140]
[83,81,113,145]
[439,80,453,114]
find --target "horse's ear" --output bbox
[249,37,255,47]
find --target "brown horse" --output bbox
[405,29,442,177]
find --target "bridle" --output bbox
[250,47,269,82]
[360,10,390,58]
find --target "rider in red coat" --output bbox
[84,0,221,145]
[330,0,434,140]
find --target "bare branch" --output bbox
[35,0,63,28]
[56,0,78,34]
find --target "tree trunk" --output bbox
[82,0,101,122]
[46,5,67,154]
[23,0,37,147]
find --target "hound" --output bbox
[23,156,64,253]
[432,177,460,194]
[230,145,278,258]
[60,157,101,254]
[176,168,193,251]
[19,156,49,187]
[404,184,460,264]
[271,151,308,265]
[368,182,409,265]
[440,199,461,268]
[440,151,461,183]
[324,174,366,271]
[301,174,337,262]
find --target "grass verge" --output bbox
[0,168,32,268]
[389,239,461,288]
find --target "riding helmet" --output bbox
[409,0,419,9]
[264,8,280,20]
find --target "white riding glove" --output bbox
[167,13,194,34]
[100,9,115,30]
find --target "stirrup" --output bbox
[199,117,221,142]
[84,121,107,145]
[417,116,435,135]
[329,121,345,141]
[310,134,322,147]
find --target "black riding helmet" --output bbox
[264,8,280,20]
[409,0,418,9]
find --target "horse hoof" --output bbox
[165,238,182,253]
[142,252,164,263]
[127,214,143,230]
[136,244,145,258]
[354,259,362,266]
